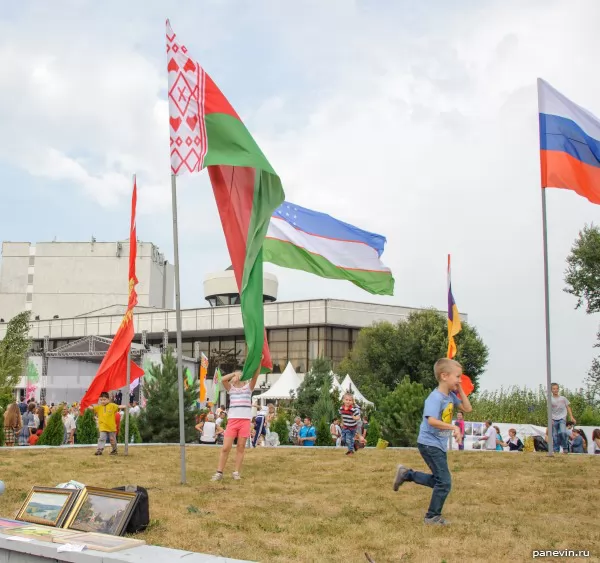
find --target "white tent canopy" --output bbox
[256,362,302,400]
[330,374,344,395]
[339,374,374,406]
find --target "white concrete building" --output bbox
[0,241,174,321]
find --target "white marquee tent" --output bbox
[256,361,302,401]
[339,374,374,406]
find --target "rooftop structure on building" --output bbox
[0,240,174,321]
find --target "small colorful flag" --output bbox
[538,78,600,205]
[213,367,223,407]
[447,254,461,359]
[199,353,208,404]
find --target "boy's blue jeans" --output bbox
[341,428,355,452]
[404,444,452,519]
[552,418,569,453]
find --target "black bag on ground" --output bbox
[533,436,548,452]
[113,486,149,534]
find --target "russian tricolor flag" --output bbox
[538,78,600,205]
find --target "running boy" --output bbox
[211,360,262,481]
[339,393,361,456]
[392,358,472,525]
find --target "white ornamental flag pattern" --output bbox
[166,20,208,175]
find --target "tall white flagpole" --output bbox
[171,173,187,483]
[538,78,554,457]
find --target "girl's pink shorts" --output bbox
[224,418,251,439]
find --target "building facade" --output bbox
[0,241,174,321]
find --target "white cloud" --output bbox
[1,0,599,391]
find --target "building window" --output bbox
[26,292,33,303]
[268,329,287,342]
[27,274,34,284]
[28,256,35,266]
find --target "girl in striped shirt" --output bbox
[211,360,262,481]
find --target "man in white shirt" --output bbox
[62,409,77,445]
[129,402,141,417]
[479,420,496,450]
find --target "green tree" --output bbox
[315,417,331,446]
[293,357,334,418]
[378,377,428,447]
[76,408,99,444]
[312,384,336,426]
[38,406,65,446]
[138,348,199,443]
[0,312,31,409]
[270,409,290,445]
[339,310,489,399]
[564,224,600,314]
[366,417,381,447]
[118,414,142,444]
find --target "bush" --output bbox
[76,408,99,444]
[315,417,331,446]
[0,407,4,447]
[366,417,382,447]
[270,409,290,445]
[38,406,65,446]
[118,413,142,444]
[378,377,428,447]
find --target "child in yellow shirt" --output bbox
[90,392,124,456]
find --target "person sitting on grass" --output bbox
[211,359,262,481]
[298,417,316,446]
[505,429,523,451]
[196,413,222,445]
[392,358,472,526]
[571,428,587,454]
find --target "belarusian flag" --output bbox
[166,20,284,380]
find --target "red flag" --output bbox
[461,374,474,396]
[80,178,144,410]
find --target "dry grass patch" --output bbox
[0,446,598,562]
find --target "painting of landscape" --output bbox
[19,491,73,526]
[69,493,133,535]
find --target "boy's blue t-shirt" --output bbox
[299,425,316,446]
[417,389,462,452]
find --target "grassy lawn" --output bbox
[0,445,598,562]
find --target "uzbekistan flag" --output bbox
[264,202,394,295]
[447,254,461,359]
[538,78,600,204]
[166,21,284,380]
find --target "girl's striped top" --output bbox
[228,383,252,420]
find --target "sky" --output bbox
[1,0,599,391]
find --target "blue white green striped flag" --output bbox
[264,202,394,295]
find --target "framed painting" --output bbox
[16,487,81,527]
[53,532,145,552]
[3,525,82,542]
[63,487,139,536]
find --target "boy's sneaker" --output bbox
[94,451,102,456]
[345,450,354,456]
[211,472,223,482]
[393,465,410,491]
[424,515,450,526]
[110,450,118,456]
[232,471,242,480]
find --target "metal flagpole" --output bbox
[171,173,187,483]
[541,188,554,457]
[124,348,131,455]
[537,80,554,457]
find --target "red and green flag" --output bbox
[166,20,284,381]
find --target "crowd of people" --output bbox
[2,394,142,448]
